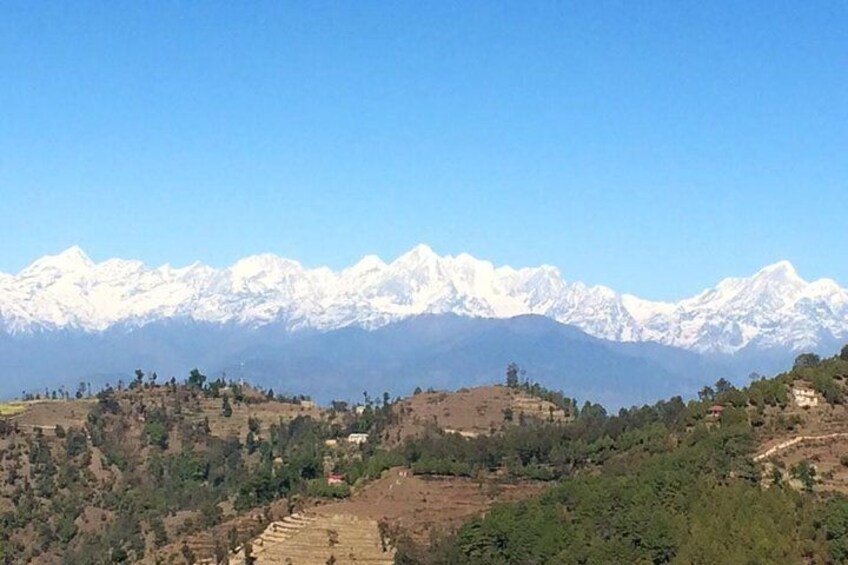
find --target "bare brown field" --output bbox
[7,398,94,431]
[156,467,548,564]
[189,397,324,441]
[220,467,548,564]
[385,385,567,445]
[314,467,548,541]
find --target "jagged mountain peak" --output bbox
[55,244,91,262]
[1,245,846,354]
[757,259,798,277]
[391,243,440,268]
[348,254,387,272]
[747,260,805,289]
[19,245,94,276]
[229,254,306,278]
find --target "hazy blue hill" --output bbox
[0,314,735,409]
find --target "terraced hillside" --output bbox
[315,467,547,541]
[231,512,393,565]
[226,466,548,565]
[753,383,848,494]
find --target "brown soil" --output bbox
[8,399,94,431]
[217,467,548,565]
[755,389,848,494]
[143,504,283,564]
[385,385,568,445]
[189,398,323,441]
[314,467,548,541]
[767,436,848,494]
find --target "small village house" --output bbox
[791,383,819,408]
[347,432,369,445]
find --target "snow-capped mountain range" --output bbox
[2,244,847,355]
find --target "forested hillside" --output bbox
[393,347,848,564]
[3,348,848,563]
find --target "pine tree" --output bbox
[506,363,520,388]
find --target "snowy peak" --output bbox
[345,255,387,276]
[53,245,92,265]
[19,245,94,277]
[757,259,799,278]
[690,260,834,314]
[745,260,806,297]
[395,243,438,263]
[1,246,846,354]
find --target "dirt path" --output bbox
[754,432,848,462]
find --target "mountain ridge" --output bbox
[0,314,720,408]
[2,245,847,355]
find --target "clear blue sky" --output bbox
[1,2,846,299]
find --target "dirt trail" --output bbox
[754,432,848,462]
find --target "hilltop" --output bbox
[384,384,572,445]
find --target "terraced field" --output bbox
[315,467,547,541]
[224,467,547,564]
[231,512,394,565]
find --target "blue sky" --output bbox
[1,2,846,299]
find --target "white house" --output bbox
[792,385,819,408]
[346,433,369,445]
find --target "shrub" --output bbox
[790,460,816,492]
[306,479,350,499]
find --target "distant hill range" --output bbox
[0,313,808,409]
[2,245,847,406]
